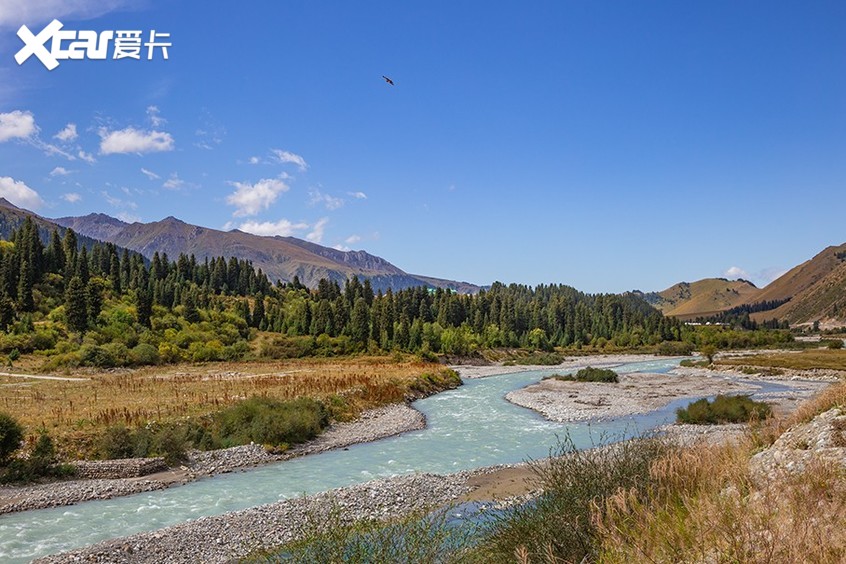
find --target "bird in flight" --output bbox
[382,75,395,86]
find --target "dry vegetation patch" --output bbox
[717,349,846,372]
[596,437,846,563]
[0,356,445,455]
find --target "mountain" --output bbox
[748,243,846,327]
[0,199,137,257]
[637,242,846,327]
[634,278,760,319]
[53,211,482,292]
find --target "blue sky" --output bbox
[0,1,843,293]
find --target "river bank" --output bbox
[0,403,425,515]
[36,425,752,564]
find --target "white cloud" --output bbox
[271,149,308,171]
[226,177,289,217]
[348,191,367,199]
[306,217,329,243]
[758,268,787,286]
[723,265,788,288]
[723,266,750,280]
[0,0,133,29]
[163,173,185,190]
[333,244,351,252]
[50,166,71,176]
[0,176,44,210]
[78,150,96,163]
[54,123,78,142]
[116,212,141,223]
[146,105,166,127]
[140,168,160,180]
[308,187,344,210]
[238,219,309,237]
[0,110,36,142]
[99,127,174,155]
[345,234,361,245]
[61,192,81,203]
[101,190,137,209]
[248,156,260,165]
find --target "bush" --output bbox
[0,411,24,464]
[826,339,844,350]
[259,336,315,359]
[130,343,160,365]
[676,394,772,425]
[547,366,619,383]
[215,396,329,448]
[515,352,564,365]
[474,434,669,562]
[97,425,135,459]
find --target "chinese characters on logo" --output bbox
[14,20,171,70]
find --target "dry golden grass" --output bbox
[717,349,846,371]
[0,356,443,451]
[595,436,846,563]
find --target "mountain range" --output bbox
[1,198,842,325]
[9,202,475,293]
[636,243,846,328]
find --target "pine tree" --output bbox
[136,288,152,328]
[0,294,15,331]
[16,258,34,312]
[87,278,104,324]
[65,276,88,333]
[350,297,370,347]
[251,293,265,329]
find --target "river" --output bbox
[0,358,784,561]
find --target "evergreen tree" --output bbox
[16,258,34,312]
[136,288,152,328]
[350,297,370,347]
[65,276,88,333]
[87,278,104,324]
[0,294,15,331]
[251,293,265,329]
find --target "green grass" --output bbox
[676,394,772,425]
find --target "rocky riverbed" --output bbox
[505,367,831,423]
[35,472,473,564]
[0,403,425,515]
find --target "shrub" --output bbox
[676,394,772,425]
[153,426,188,465]
[215,396,329,448]
[97,425,135,459]
[0,429,77,484]
[826,339,844,350]
[515,352,564,365]
[130,343,160,366]
[474,435,669,562]
[0,411,24,464]
[547,366,619,383]
[79,344,116,368]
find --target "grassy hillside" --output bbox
[752,243,846,305]
[751,250,846,326]
[643,278,759,318]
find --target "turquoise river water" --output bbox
[0,358,785,561]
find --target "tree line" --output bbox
[0,215,688,365]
